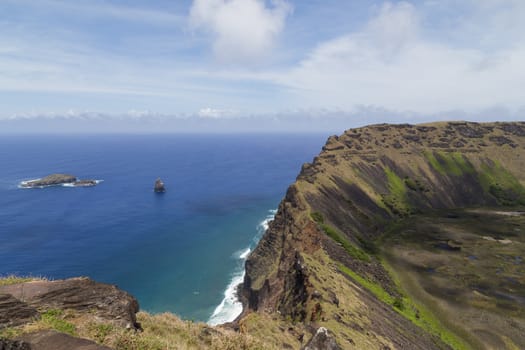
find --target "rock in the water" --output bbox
[154,178,166,193]
[72,180,98,187]
[21,174,77,188]
[20,174,99,188]
[302,327,341,350]
[17,330,111,350]
[0,277,140,329]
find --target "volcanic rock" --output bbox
[21,174,77,188]
[0,294,38,328]
[0,277,139,329]
[154,178,166,193]
[17,330,111,350]
[0,338,31,350]
[302,327,341,350]
[20,174,99,188]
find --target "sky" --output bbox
[1,0,524,133]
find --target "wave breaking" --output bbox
[207,209,276,326]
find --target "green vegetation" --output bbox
[310,211,324,224]
[310,211,370,261]
[357,236,379,255]
[3,311,269,350]
[0,275,36,286]
[403,177,419,191]
[40,309,76,335]
[339,264,396,306]
[0,327,23,339]
[320,224,370,262]
[479,162,525,206]
[88,322,115,344]
[339,264,469,350]
[424,151,474,176]
[404,177,427,192]
[379,210,525,349]
[382,167,411,216]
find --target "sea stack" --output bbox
[154,178,166,193]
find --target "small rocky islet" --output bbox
[20,174,99,188]
[4,122,525,350]
[153,178,166,193]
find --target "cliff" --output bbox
[2,122,524,350]
[0,277,263,350]
[241,121,525,349]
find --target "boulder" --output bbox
[302,327,341,350]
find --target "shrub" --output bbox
[310,212,324,224]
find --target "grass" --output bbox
[39,309,77,336]
[404,177,427,192]
[339,263,470,350]
[320,223,370,262]
[0,275,39,286]
[309,211,370,262]
[339,264,397,306]
[88,322,115,344]
[2,309,270,350]
[479,162,525,206]
[424,151,474,176]
[310,211,324,224]
[382,167,411,216]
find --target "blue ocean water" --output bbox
[0,134,327,322]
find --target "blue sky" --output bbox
[1,0,524,132]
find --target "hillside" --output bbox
[1,121,524,350]
[241,121,525,349]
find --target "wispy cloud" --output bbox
[0,0,524,127]
[266,1,525,113]
[4,0,184,25]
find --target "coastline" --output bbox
[207,209,276,326]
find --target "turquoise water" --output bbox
[0,133,327,322]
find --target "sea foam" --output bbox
[207,209,276,326]
[18,179,103,189]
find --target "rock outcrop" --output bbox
[17,330,112,350]
[21,174,77,187]
[0,294,38,328]
[241,121,525,349]
[0,278,139,329]
[154,178,166,193]
[0,338,31,350]
[302,327,341,350]
[20,174,98,188]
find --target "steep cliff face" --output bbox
[241,122,525,349]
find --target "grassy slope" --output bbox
[0,300,268,350]
[272,122,525,349]
[3,122,525,350]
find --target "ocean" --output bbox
[0,133,327,323]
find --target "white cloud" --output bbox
[270,1,525,114]
[197,107,238,118]
[189,0,292,63]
